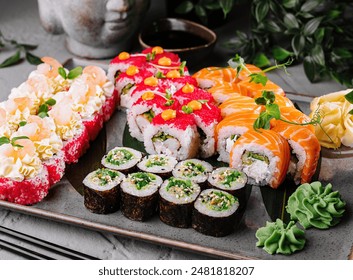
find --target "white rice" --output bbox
[101,147,142,171]
[208,167,247,191]
[159,178,201,205]
[172,159,213,184]
[193,115,217,158]
[194,188,239,218]
[288,139,306,184]
[120,172,162,197]
[230,143,278,186]
[83,169,125,191]
[137,154,178,174]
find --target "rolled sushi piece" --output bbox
[120,172,163,221]
[172,159,213,188]
[237,78,285,98]
[192,66,239,89]
[192,188,240,237]
[173,83,215,105]
[230,129,290,189]
[207,81,240,104]
[127,92,179,142]
[101,147,142,173]
[272,123,321,184]
[218,95,262,118]
[83,168,125,214]
[43,150,66,186]
[137,154,178,178]
[159,177,201,228]
[143,110,200,160]
[207,167,248,210]
[215,112,259,163]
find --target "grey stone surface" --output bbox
[0,0,351,260]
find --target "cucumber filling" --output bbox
[242,151,270,165]
[91,169,120,186]
[178,161,206,177]
[166,177,194,199]
[200,190,237,211]
[106,149,134,165]
[128,172,156,190]
[121,83,134,95]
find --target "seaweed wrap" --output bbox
[159,177,201,228]
[137,154,178,178]
[83,168,125,214]
[172,159,213,188]
[192,189,239,237]
[101,147,142,173]
[120,172,163,221]
[207,167,248,210]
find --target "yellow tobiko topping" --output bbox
[161,109,176,121]
[182,83,195,93]
[142,91,155,100]
[144,76,158,86]
[118,52,130,60]
[158,56,172,66]
[166,70,181,79]
[152,46,164,54]
[126,65,139,76]
[187,100,202,111]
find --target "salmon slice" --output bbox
[206,81,240,104]
[230,129,290,189]
[253,91,294,108]
[237,78,285,98]
[192,67,239,89]
[218,95,262,117]
[272,123,320,184]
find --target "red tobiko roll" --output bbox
[0,166,50,205]
[43,151,66,186]
[102,93,118,121]
[82,110,104,141]
[62,126,90,164]
[173,84,215,105]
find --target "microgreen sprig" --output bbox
[179,61,187,76]
[38,98,56,118]
[146,51,156,62]
[164,89,175,106]
[58,66,83,80]
[0,135,30,148]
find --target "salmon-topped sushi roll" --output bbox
[192,67,239,89]
[215,112,259,163]
[230,129,290,189]
[218,95,262,117]
[237,78,285,98]
[273,106,315,133]
[253,91,294,108]
[143,109,200,160]
[173,83,215,106]
[207,81,240,104]
[272,123,320,184]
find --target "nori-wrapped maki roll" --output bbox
[120,172,163,221]
[137,154,178,179]
[101,147,142,173]
[192,189,239,237]
[83,168,125,214]
[207,167,248,210]
[172,159,213,189]
[159,177,201,228]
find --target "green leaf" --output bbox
[219,0,233,18]
[38,104,48,113]
[25,52,42,65]
[301,0,323,12]
[344,90,353,104]
[348,109,353,115]
[263,90,276,103]
[45,98,56,106]
[58,67,67,79]
[282,0,298,9]
[204,2,221,10]
[21,43,37,51]
[68,66,83,79]
[19,121,27,127]
[253,53,270,68]
[303,56,318,82]
[310,45,325,66]
[255,97,266,105]
[38,112,48,118]
[0,50,21,68]
[303,17,322,36]
[255,1,269,22]
[272,46,292,61]
[283,13,299,29]
[327,10,341,20]
[156,71,166,78]
[314,28,325,43]
[265,20,282,33]
[333,48,352,59]
[0,136,10,146]
[175,1,194,14]
[182,105,193,114]
[195,4,207,18]
[267,103,280,120]
[291,34,305,57]
[249,73,268,86]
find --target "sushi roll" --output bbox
[207,167,248,210]
[120,172,163,221]
[215,112,259,163]
[0,138,50,205]
[218,95,262,118]
[172,159,213,188]
[127,92,178,142]
[192,66,239,89]
[137,154,178,178]
[207,81,240,104]
[83,168,125,214]
[159,177,201,228]
[173,83,215,105]
[272,123,321,184]
[230,129,290,189]
[237,78,285,98]
[101,147,142,173]
[192,189,240,237]
[143,110,200,160]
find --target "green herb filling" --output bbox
[146,155,167,167]
[166,177,195,199]
[92,168,120,186]
[242,151,270,165]
[179,161,206,177]
[201,190,237,211]
[106,149,134,165]
[142,109,155,122]
[219,170,242,187]
[129,172,156,190]
[152,131,174,142]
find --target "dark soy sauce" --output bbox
[143,30,208,49]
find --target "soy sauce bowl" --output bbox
[138,18,217,66]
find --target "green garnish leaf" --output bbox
[266,103,281,120]
[344,90,353,104]
[249,73,268,86]
[25,52,42,65]
[68,66,83,79]
[10,135,29,148]
[165,89,172,99]
[156,71,166,78]
[165,99,175,106]
[0,136,10,146]
[45,98,56,106]
[182,105,193,114]
[262,90,276,103]
[38,111,48,118]
[19,121,27,127]
[38,104,48,113]
[146,51,156,62]
[58,67,67,79]
[21,43,38,51]
[348,109,353,115]
[179,61,187,75]
[0,50,21,68]
[255,97,267,105]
